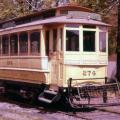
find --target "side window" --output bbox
[60,28,63,51]
[10,33,18,55]
[99,32,106,52]
[0,36,1,56]
[83,31,95,52]
[30,31,40,55]
[45,30,49,55]
[19,32,28,55]
[66,30,79,51]
[2,35,9,55]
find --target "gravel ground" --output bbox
[0,101,120,120]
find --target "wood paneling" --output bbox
[0,69,47,84]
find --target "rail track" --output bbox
[0,94,120,120]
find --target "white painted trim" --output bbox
[0,67,50,73]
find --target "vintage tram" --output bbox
[0,4,119,108]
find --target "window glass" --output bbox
[60,28,63,51]
[0,36,1,55]
[53,29,57,52]
[30,31,40,54]
[45,30,49,55]
[83,31,95,52]
[10,34,18,55]
[2,35,9,55]
[19,32,28,55]
[66,30,79,51]
[99,32,106,52]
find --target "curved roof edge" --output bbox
[0,4,93,25]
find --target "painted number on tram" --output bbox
[83,71,96,76]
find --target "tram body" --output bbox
[0,5,116,107]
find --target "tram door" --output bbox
[46,29,59,85]
[51,29,59,85]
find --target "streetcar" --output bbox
[0,4,119,108]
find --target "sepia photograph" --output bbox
[0,0,119,120]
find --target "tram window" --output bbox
[66,30,79,51]
[83,31,95,52]
[60,28,63,51]
[45,30,49,55]
[53,29,57,52]
[99,32,106,52]
[30,31,40,54]
[19,32,28,55]
[0,37,1,55]
[2,35,9,55]
[10,34,18,55]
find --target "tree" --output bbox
[0,0,17,20]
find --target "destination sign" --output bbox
[68,11,102,21]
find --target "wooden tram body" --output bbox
[0,4,117,107]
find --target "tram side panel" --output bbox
[0,57,49,84]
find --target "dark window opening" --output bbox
[10,33,18,55]
[19,32,28,55]
[66,30,79,51]
[2,35,9,55]
[0,37,1,55]
[83,31,95,52]
[53,29,57,52]
[30,31,40,55]
[45,30,49,56]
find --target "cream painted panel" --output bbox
[0,57,48,70]
[64,65,107,87]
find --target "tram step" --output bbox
[38,97,52,104]
[38,89,60,104]
[44,90,57,95]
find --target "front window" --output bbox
[19,32,28,55]
[99,32,106,52]
[10,33,18,55]
[2,35,9,55]
[66,30,79,51]
[30,31,40,55]
[83,31,95,52]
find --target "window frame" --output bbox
[10,33,18,56]
[65,27,80,53]
[2,34,9,56]
[83,29,96,53]
[19,31,28,56]
[30,30,40,55]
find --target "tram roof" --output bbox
[0,15,109,34]
[0,4,109,33]
[0,4,94,24]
